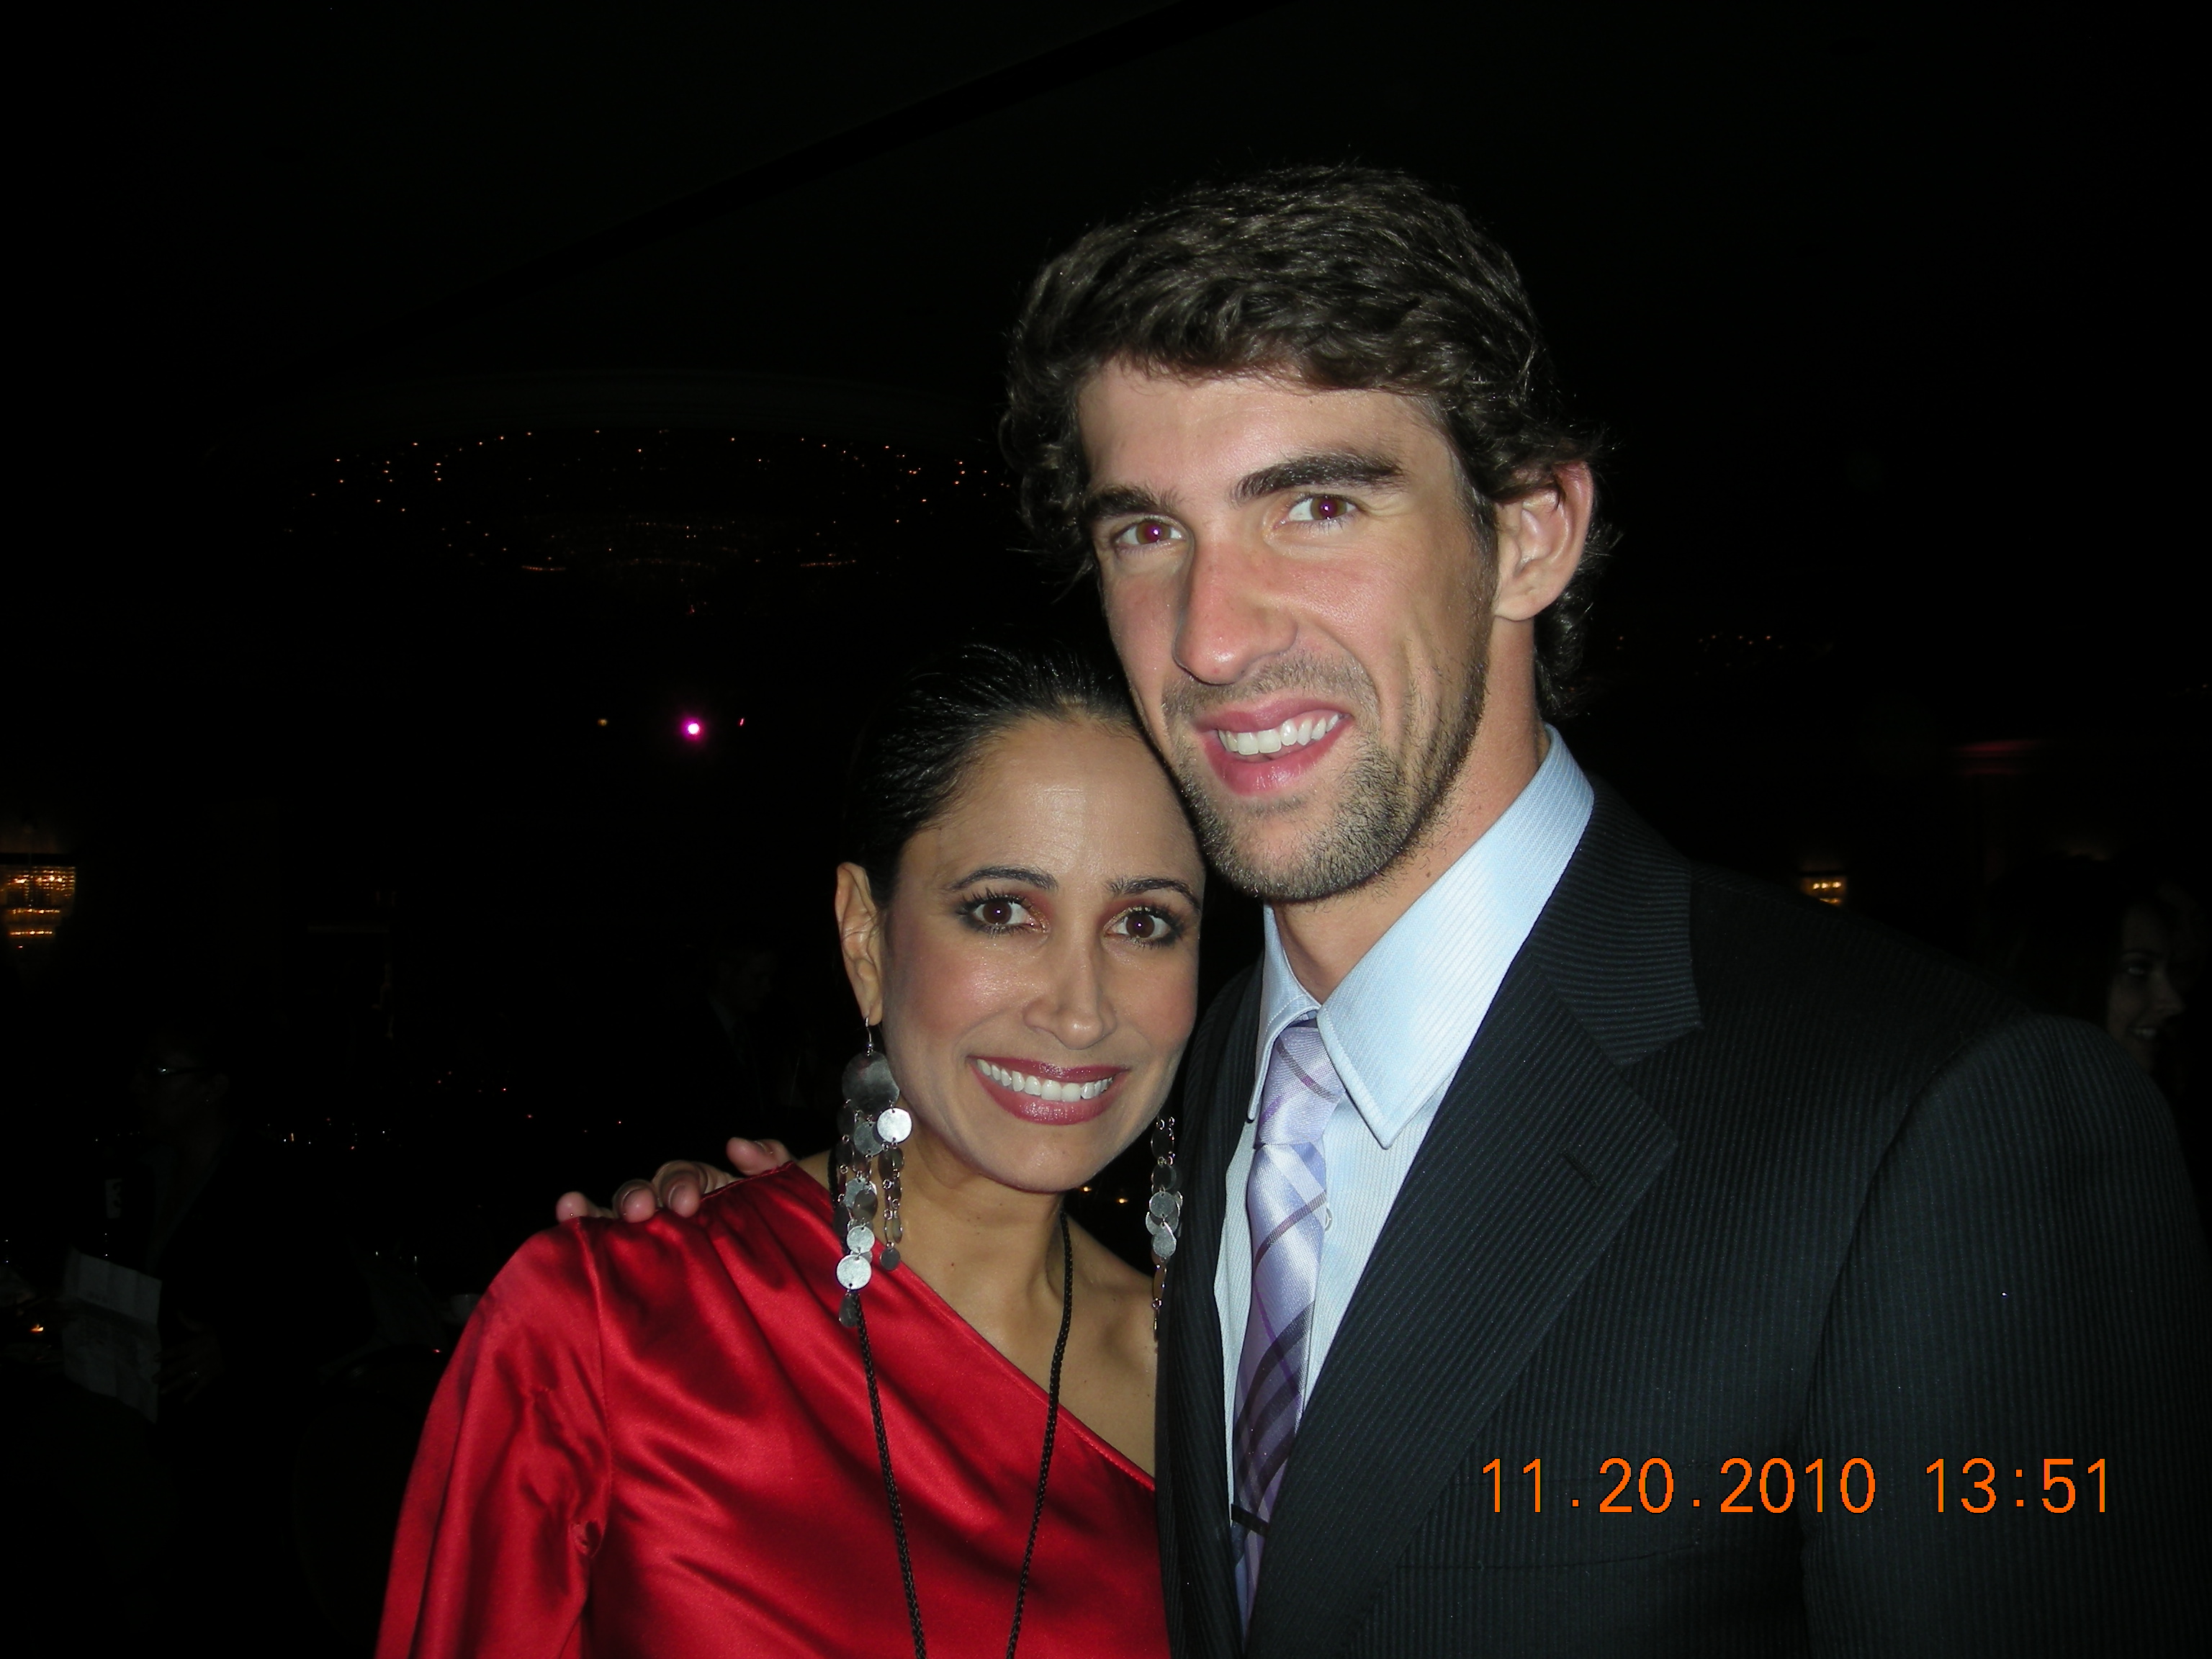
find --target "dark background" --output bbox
[6,0,2202,1270]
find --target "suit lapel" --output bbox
[1244,788,1697,1658]
[1159,968,1260,1658]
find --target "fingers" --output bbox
[555,1190,614,1223]
[562,1158,747,1228]
[645,1161,706,1218]
[724,1137,792,1175]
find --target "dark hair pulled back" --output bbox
[845,640,1138,903]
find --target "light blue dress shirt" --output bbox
[1214,729,1594,1491]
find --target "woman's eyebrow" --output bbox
[946,864,1057,891]
[1111,875,1202,910]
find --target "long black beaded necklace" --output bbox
[850,1204,1075,1659]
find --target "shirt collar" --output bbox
[1255,727,1594,1147]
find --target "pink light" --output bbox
[683,719,703,740]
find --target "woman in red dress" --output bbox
[377,644,1200,1658]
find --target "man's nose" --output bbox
[1025,938,1115,1053]
[1172,531,1294,687]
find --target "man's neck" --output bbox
[1274,702,1547,1002]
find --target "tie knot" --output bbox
[1256,1016,1341,1148]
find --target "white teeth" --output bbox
[975,1059,1115,1101]
[1215,713,1341,756]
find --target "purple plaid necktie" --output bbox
[1232,1014,1341,1627]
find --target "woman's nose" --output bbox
[1025,941,1114,1051]
[2152,971,2185,1017]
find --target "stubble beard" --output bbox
[1161,652,1489,905]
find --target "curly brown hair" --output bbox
[1000,165,1612,714]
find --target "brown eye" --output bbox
[964,894,1035,931]
[1108,907,1178,944]
[1285,493,1353,525]
[1110,518,1182,550]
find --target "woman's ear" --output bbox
[834,863,886,1026]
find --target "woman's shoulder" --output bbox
[487,1164,826,1313]
[559,1163,837,1312]
[690,1160,835,1255]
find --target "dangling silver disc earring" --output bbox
[832,1028,914,1326]
[1145,1114,1181,1336]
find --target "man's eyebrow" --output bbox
[1079,482,1173,525]
[1235,451,1406,503]
[945,865,1058,891]
[1110,875,1203,910]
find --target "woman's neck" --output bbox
[801,1124,1066,1343]
[796,1120,1158,1471]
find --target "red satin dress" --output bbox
[377,1164,1167,1658]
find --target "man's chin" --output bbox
[1196,804,1365,903]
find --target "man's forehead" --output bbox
[1076,360,1440,484]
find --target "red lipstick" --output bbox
[971,1056,1125,1125]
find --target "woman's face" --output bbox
[2107,902,2186,1074]
[838,714,1204,1195]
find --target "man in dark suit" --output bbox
[594,168,2210,1651]
[989,168,2209,1652]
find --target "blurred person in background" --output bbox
[1983,857,2203,1220]
[1982,857,2196,1084]
[109,1002,376,1653]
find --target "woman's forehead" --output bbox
[913,717,1198,881]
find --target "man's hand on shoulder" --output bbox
[553,1137,791,1223]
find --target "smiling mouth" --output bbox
[973,1058,1119,1102]
[1212,712,1342,757]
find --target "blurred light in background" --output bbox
[3,860,76,945]
[1799,873,1848,908]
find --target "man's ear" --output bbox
[1491,462,1593,622]
[834,863,887,1026]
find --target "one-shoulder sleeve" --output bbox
[377,1223,611,1659]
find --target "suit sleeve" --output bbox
[376,1224,611,1659]
[1799,1013,2212,1653]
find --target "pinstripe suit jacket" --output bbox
[1156,783,2211,1657]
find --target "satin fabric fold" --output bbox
[377,1164,1166,1658]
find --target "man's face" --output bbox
[1079,361,1495,902]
